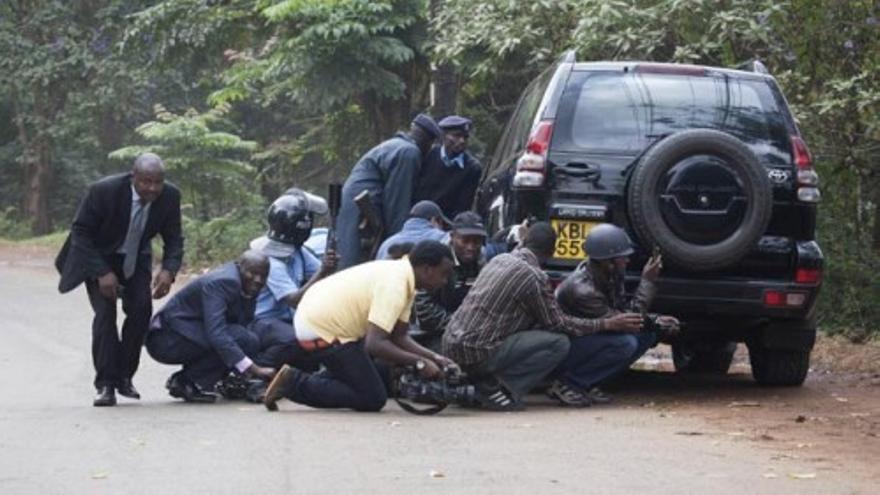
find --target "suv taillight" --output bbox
[791,135,820,202]
[513,120,554,188]
[795,267,822,285]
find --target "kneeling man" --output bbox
[264,240,458,412]
[146,250,288,402]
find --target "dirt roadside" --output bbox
[615,341,880,484]
[4,241,878,484]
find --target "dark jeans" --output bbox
[250,319,302,369]
[556,330,659,391]
[146,323,261,390]
[282,340,387,412]
[85,254,152,389]
[467,330,570,401]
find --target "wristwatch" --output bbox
[415,359,427,371]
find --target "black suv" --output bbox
[476,51,823,386]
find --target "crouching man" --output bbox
[146,250,289,402]
[442,223,617,411]
[263,240,458,412]
[552,223,680,406]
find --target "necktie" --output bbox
[122,200,147,279]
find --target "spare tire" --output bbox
[627,129,772,272]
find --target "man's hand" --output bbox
[656,315,680,331]
[642,254,663,283]
[247,365,277,380]
[152,269,175,299]
[418,359,443,380]
[97,271,119,299]
[604,312,644,332]
[431,353,458,372]
[319,249,339,277]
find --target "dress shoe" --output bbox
[93,386,117,407]
[116,379,141,400]
[166,373,216,403]
[263,365,299,411]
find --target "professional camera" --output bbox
[391,365,478,414]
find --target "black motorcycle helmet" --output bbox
[266,191,315,247]
[583,223,635,260]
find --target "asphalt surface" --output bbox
[0,263,874,494]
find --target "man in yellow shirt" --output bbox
[264,240,457,412]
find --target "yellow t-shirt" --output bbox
[297,258,415,343]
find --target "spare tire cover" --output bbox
[627,129,772,272]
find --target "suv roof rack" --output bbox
[736,59,770,75]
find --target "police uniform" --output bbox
[413,116,482,218]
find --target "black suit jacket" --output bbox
[154,263,255,368]
[55,172,184,293]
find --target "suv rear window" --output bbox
[553,71,793,165]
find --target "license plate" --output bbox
[551,219,597,259]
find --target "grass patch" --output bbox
[0,231,68,250]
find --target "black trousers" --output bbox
[283,340,387,412]
[146,318,299,390]
[84,254,152,389]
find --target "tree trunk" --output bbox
[873,178,880,252]
[431,62,458,118]
[23,144,52,235]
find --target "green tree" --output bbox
[0,1,158,234]
[110,104,259,220]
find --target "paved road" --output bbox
[0,264,872,494]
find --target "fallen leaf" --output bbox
[429,469,445,478]
[675,431,704,436]
[788,473,817,480]
[728,401,761,408]
[91,472,109,480]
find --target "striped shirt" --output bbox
[442,248,603,366]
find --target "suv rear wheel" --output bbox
[746,342,810,386]
[627,129,773,272]
[672,341,737,375]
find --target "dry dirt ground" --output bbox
[2,242,878,491]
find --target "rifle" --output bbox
[354,189,384,260]
[325,182,342,253]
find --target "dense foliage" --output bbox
[1,0,877,334]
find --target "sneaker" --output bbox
[263,365,299,412]
[475,381,524,412]
[587,387,612,405]
[546,380,591,408]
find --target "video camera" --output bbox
[391,365,477,415]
